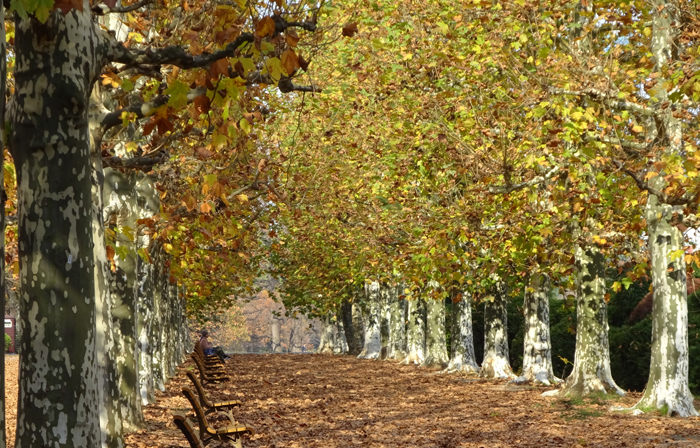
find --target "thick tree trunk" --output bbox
[89,145,124,447]
[335,319,348,354]
[136,257,155,405]
[8,6,114,445]
[479,283,514,379]
[379,283,391,359]
[151,249,166,391]
[104,169,145,431]
[340,297,364,356]
[628,0,698,417]
[316,313,336,354]
[547,244,623,397]
[358,282,381,359]
[422,297,449,369]
[401,299,425,365]
[386,284,407,360]
[515,274,559,385]
[444,291,479,374]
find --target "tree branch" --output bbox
[612,160,699,206]
[92,0,155,15]
[549,88,657,116]
[101,86,206,131]
[103,151,169,171]
[488,165,563,194]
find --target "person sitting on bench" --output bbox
[199,330,229,363]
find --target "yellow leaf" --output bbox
[236,194,249,204]
[255,17,276,38]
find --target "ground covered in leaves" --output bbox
[6,354,700,447]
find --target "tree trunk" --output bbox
[379,283,391,359]
[9,7,113,445]
[151,250,166,391]
[271,316,282,353]
[335,319,348,354]
[358,282,381,359]
[387,284,407,361]
[340,297,364,356]
[444,291,479,374]
[515,273,559,385]
[422,297,449,369]
[547,244,623,397]
[104,169,145,431]
[479,283,514,379]
[316,313,336,354]
[401,299,425,365]
[628,0,698,417]
[89,120,124,446]
[136,257,155,405]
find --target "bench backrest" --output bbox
[173,412,205,448]
[186,371,213,408]
[182,387,212,440]
[190,353,211,380]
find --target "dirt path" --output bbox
[5,353,700,447]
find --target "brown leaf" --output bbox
[169,275,177,284]
[143,117,158,136]
[298,54,310,72]
[342,22,358,37]
[256,17,276,38]
[285,29,300,47]
[209,59,230,78]
[54,0,83,14]
[193,95,211,115]
[281,49,300,75]
[182,195,197,211]
[196,147,214,160]
[106,245,115,261]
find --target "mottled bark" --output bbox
[89,89,125,448]
[387,284,407,360]
[422,297,449,369]
[379,284,391,359]
[358,282,381,359]
[316,313,337,354]
[104,169,145,431]
[8,6,117,445]
[401,299,425,365]
[151,247,166,391]
[479,283,514,379]
[136,258,154,405]
[340,297,364,356]
[443,291,479,374]
[335,319,348,355]
[628,0,698,417]
[547,245,623,397]
[515,274,559,385]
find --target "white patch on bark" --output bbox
[443,291,479,374]
[358,281,381,359]
[479,283,515,379]
[401,298,425,365]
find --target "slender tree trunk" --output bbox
[401,298,425,365]
[271,316,281,353]
[444,291,479,374]
[340,297,364,356]
[358,282,381,359]
[9,7,115,445]
[547,244,623,397]
[422,297,449,369]
[515,273,559,385]
[136,257,155,405]
[387,284,407,360]
[479,283,514,379]
[335,319,348,354]
[151,250,165,391]
[379,283,391,359]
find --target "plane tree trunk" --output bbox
[387,284,407,361]
[444,290,479,374]
[479,283,514,379]
[515,273,559,385]
[422,296,449,369]
[358,282,381,359]
[401,298,425,365]
[340,297,364,356]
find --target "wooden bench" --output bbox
[182,387,254,448]
[191,353,230,385]
[173,412,206,448]
[186,371,241,417]
[194,342,225,367]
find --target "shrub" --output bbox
[5,333,11,352]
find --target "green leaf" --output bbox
[165,80,190,109]
[204,174,217,186]
[239,118,251,134]
[122,79,134,92]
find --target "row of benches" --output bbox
[172,343,255,447]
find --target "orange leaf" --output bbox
[193,95,211,114]
[255,17,276,38]
[281,49,300,75]
[106,245,115,261]
[200,203,213,214]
